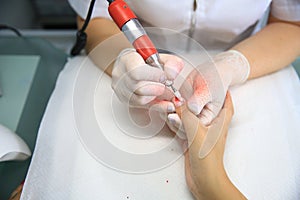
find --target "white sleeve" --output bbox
[68,0,111,20]
[271,0,300,21]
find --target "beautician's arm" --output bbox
[77,16,131,76]
[178,93,246,200]
[232,15,300,79]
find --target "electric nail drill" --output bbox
[107,0,183,101]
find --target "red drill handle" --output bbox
[108,0,136,29]
[108,0,158,61]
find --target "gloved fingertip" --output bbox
[167,115,176,125]
[165,68,179,80]
[167,104,175,113]
[150,101,175,113]
[199,115,210,126]
[159,75,167,84]
[187,102,201,115]
[137,96,156,105]
[167,114,181,126]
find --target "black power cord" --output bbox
[0,24,22,37]
[70,0,96,56]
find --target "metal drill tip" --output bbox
[164,80,173,87]
[168,85,184,102]
[169,84,177,94]
[163,79,184,102]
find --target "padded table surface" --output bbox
[21,54,300,200]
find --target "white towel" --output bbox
[21,55,300,200]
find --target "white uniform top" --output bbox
[68,0,300,50]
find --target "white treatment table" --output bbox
[21,53,300,199]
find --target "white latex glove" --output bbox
[168,50,250,128]
[112,48,184,113]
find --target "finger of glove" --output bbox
[166,114,187,140]
[120,87,156,106]
[127,79,166,96]
[120,51,166,82]
[130,94,156,106]
[167,113,186,139]
[187,90,210,116]
[160,54,184,80]
[114,78,162,106]
[113,72,166,98]
[128,65,166,83]
[206,93,234,131]
[199,110,214,126]
[198,103,221,126]
[165,117,179,133]
[149,100,175,113]
[157,85,176,101]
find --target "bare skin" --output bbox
[232,15,300,79]
[178,93,246,200]
[77,16,127,76]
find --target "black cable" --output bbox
[70,0,96,56]
[0,24,22,37]
[81,0,96,31]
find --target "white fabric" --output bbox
[271,0,300,21]
[68,0,111,19]
[68,0,300,50]
[21,54,300,199]
[0,124,31,162]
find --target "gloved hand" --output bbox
[112,48,184,113]
[167,50,250,129]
